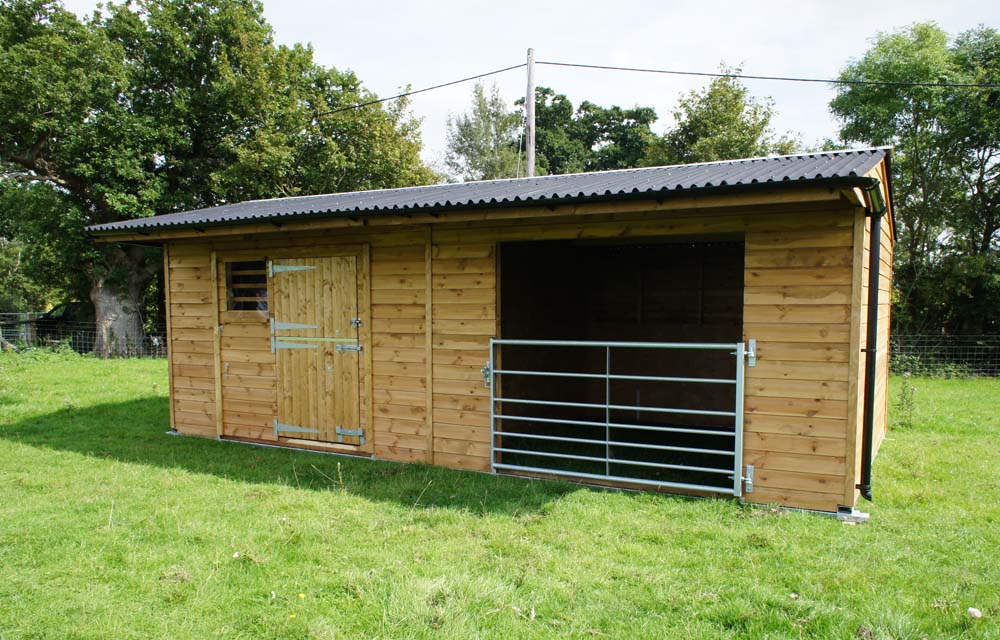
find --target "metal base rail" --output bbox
[486,339,750,497]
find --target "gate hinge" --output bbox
[335,425,365,445]
[481,362,492,388]
[744,465,755,493]
[745,339,757,367]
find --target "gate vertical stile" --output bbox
[733,342,746,498]
[605,345,611,478]
[489,338,497,474]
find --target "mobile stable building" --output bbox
[89,148,894,513]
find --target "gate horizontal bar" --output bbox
[607,440,734,456]
[494,431,735,462]
[493,339,742,351]
[495,445,731,475]
[496,413,735,437]
[492,463,736,495]
[495,432,733,469]
[494,368,736,384]
[496,397,736,417]
[608,422,735,437]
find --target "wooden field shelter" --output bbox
[90,148,895,513]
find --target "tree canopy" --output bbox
[444,82,523,181]
[644,69,799,166]
[831,22,1000,334]
[0,0,435,351]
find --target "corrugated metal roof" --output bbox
[87,147,888,234]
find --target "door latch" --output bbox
[350,317,362,329]
[481,362,492,388]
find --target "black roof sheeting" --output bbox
[88,148,888,234]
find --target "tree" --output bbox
[645,68,798,166]
[525,87,658,175]
[444,82,523,181]
[831,23,1000,335]
[0,0,435,354]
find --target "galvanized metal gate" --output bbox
[485,339,754,497]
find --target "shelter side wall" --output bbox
[741,214,855,512]
[166,242,218,437]
[847,183,895,503]
[875,212,893,451]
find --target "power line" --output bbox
[316,63,526,118]
[536,60,1000,89]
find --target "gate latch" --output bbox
[335,425,365,445]
[481,362,492,389]
[335,343,363,352]
[744,465,755,493]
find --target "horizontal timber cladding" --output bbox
[161,189,886,512]
[166,242,218,437]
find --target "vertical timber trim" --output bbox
[163,244,175,431]
[361,244,375,453]
[211,250,223,438]
[843,207,867,505]
[424,226,435,463]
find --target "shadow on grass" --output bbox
[0,396,582,516]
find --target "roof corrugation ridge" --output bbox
[88,147,888,233]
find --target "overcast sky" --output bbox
[63,0,998,171]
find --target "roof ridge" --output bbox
[209,146,891,208]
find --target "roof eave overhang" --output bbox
[89,175,879,243]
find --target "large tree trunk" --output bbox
[90,245,158,357]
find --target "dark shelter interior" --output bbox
[497,237,745,489]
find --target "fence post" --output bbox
[25,312,36,345]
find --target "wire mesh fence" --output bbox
[0,314,167,358]
[890,335,1000,377]
[3,310,999,375]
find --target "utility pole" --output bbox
[525,47,536,177]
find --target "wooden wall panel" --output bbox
[166,242,217,437]
[743,220,856,512]
[430,241,495,472]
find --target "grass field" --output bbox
[0,350,998,639]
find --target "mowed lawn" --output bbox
[0,351,998,639]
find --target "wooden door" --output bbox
[270,255,364,446]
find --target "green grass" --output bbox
[0,350,998,639]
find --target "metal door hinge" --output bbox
[275,340,320,350]
[274,419,321,437]
[744,465,755,493]
[335,426,365,445]
[269,262,317,277]
[274,321,320,331]
[335,343,363,352]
